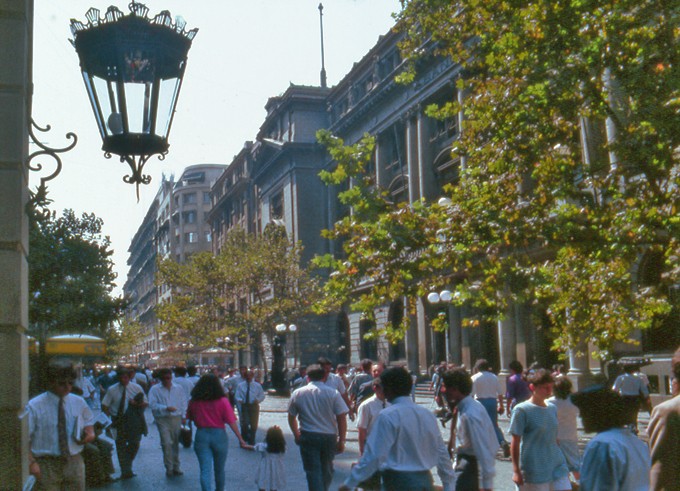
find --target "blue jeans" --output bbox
[299,431,336,491]
[478,397,506,444]
[194,427,228,491]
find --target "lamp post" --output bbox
[70,2,198,198]
[427,290,453,363]
[275,323,298,368]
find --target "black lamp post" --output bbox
[70,2,197,197]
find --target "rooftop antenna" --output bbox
[318,3,327,88]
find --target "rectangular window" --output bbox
[183,193,197,205]
[203,192,211,204]
[205,232,212,242]
[185,232,198,243]
[184,211,196,224]
[270,191,284,220]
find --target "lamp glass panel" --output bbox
[157,77,181,138]
[92,75,119,137]
[82,72,105,139]
[123,81,153,134]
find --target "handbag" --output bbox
[180,423,192,448]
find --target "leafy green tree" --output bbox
[315,0,679,356]
[156,251,233,348]
[29,206,126,339]
[156,227,320,364]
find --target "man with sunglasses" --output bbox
[27,359,95,490]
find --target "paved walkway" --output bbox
[92,393,650,490]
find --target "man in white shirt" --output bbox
[148,367,188,477]
[613,365,650,433]
[288,364,348,491]
[318,357,352,417]
[471,358,509,457]
[442,368,500,491]
[27,360,95,490]
[101,366,148,480]
[235,370,266,444]
[355,377,389,490]
[356,378,388,455]
[340,367,455,491]
[225,366,246,407]
[186,365,200,386]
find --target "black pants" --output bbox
[454,454,478,491]
[115,433,141,476]
[239,402,260,445]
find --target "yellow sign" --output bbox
[45,338,106,356]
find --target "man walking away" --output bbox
[471,358,509,457]
[572,386,650,491]
[27,359,95,490]
[148,367,188,478]
[101,365,147,480]
[288,364,348,491]
[442,368,499,491]
[340,366,455,491]
[235,369,266,445]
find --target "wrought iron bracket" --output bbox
[26,118,78,208]
[104,151,166,201]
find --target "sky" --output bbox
[32,0,402,296]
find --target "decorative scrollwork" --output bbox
[120,153,166,201]
[27,118,78,207]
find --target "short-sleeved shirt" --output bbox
[547,396,579,441]
[28,392,94,457]
[506,374,531,405]
[324,372,347,394]
[355,395,388,436]
[613,373,649,398]
[510,401,569,484]
[186,397,236,428]
[288,381,347,435]
[471,371,503,399]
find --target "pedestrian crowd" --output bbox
[25,345,680,490]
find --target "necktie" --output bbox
[58,397,69,457]
[118,385,127,416]
[245,382,250,404]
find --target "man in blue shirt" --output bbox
[572,386,650,491]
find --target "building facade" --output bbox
[123,164,226,364]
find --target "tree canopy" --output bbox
[155,226,320,356]
[314,0,679,357]
[29,206,126,341]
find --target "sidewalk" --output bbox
[91,393,651,490]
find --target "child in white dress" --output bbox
[244,425,286,491]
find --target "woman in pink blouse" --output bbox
[186,373,247,491]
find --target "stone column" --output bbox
[0,0,31,487]
[567,340,591,391]
[498,305,517,377]
[415,299,428,373]
[460,307,472,370]
[448,304,463,366]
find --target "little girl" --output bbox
[244,425,286,491]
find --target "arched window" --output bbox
[359,318,378,361]
[432,147,460,191]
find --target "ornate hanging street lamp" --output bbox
[70,1,197,197]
